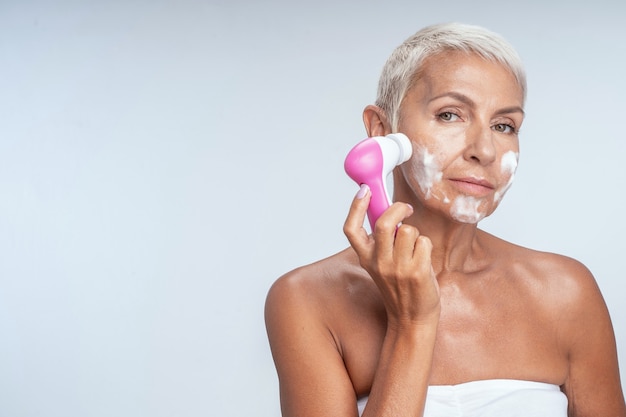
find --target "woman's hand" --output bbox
[343,185,441,329]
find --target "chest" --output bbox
[428,291,566,384]
[341,280,568,395]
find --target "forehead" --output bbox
[410,51,524,105]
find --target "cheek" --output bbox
[494,150,519,203]
[404,143,443,199]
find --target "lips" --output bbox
[449,177,495,197]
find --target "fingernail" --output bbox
[356,184,369,199]
[406,203,413,212]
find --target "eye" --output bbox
[438,111,460,122]
[493,123,517,134]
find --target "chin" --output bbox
[451,211,487,224]
[448,196,492,224]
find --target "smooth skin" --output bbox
[265,51,626,417]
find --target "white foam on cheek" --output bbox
[411,144,443,199]
[494,151,519,203]
[450,196,485,224]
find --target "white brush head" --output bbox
[386,133,412,164]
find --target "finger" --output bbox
[413,235,433,275]
[343,184,372,256]
[393,223,419,263]
[373,202,414,258]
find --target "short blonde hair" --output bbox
[375,23,527,131]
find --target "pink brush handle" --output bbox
[344,138,391,231]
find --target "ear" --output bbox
[362,105,392,138]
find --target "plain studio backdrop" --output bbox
[1,0,625,416]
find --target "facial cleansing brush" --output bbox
[344,133,413,231]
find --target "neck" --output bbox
[402,205,487,275]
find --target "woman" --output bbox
[265,23,626,416]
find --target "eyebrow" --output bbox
[429,91,525,117]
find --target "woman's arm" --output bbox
[265,186,440,417]
[558,260,626,416]
[343,186,440,417]
[359,315,438,417]
[265,269,361,417]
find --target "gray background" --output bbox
[1,0,625,416]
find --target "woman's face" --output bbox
[396,51,525,224]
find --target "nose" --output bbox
[463,123,496,165]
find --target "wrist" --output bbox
[386,311,440,340]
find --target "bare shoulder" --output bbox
[480,231,626,414]
[265,247,370,320]
[481,230,617,356]
[264,247,381,357]
[480,230,602,309]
